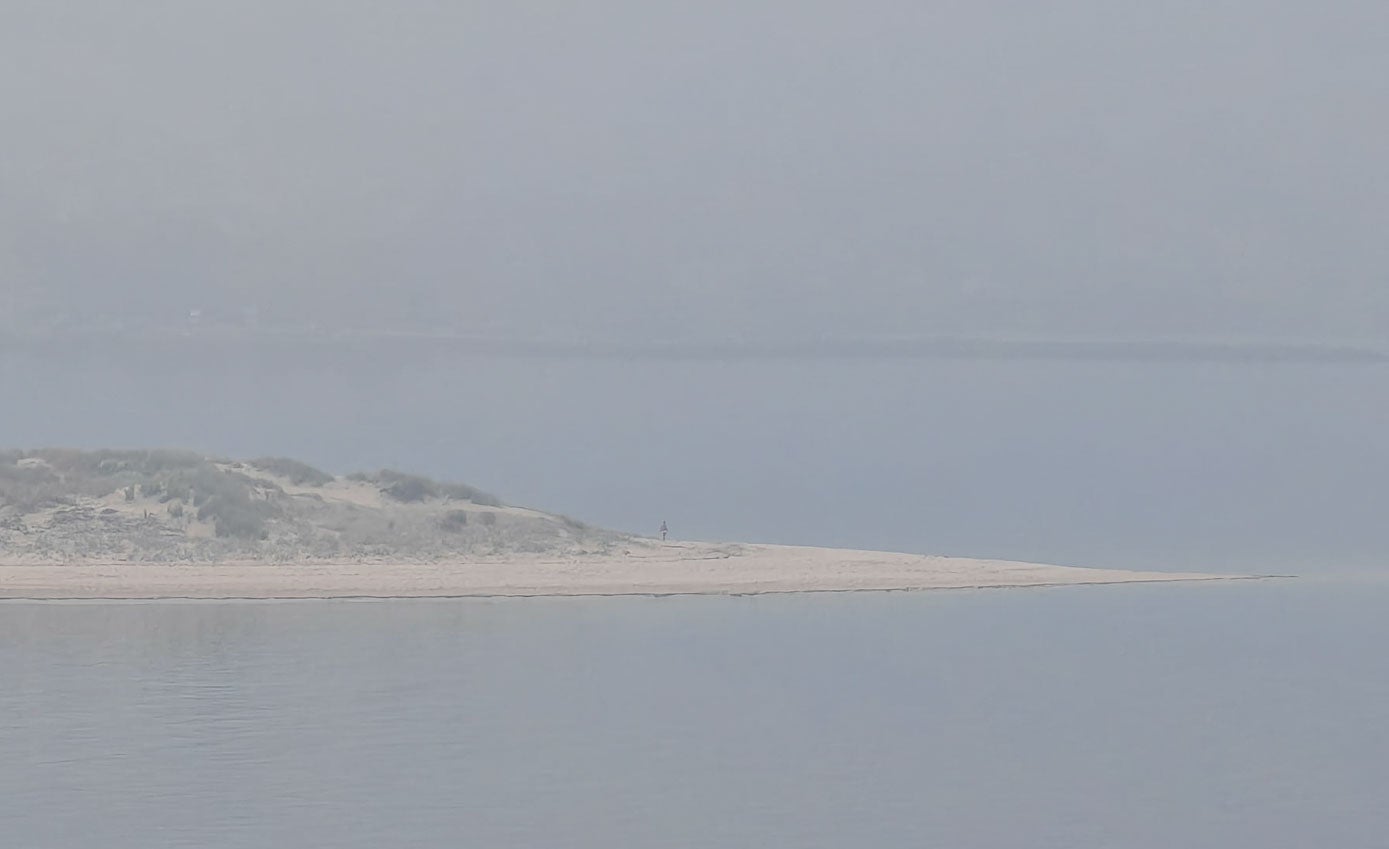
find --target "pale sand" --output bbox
[0,541,1245,600]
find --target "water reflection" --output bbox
[2,584,1387,848]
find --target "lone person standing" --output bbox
[660,520,668,542]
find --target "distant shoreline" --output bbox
[0,542,1250,600]
[4,329,1385,364]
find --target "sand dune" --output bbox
[1,450,1250,600]
[0,540,1241,599]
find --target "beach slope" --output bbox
[0,541,1238,599]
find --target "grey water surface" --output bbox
[3,579,1387,849]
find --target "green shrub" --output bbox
[196,493,275,539]
[380,472,436,503]
[440,481,503,507]
[345,469,501,506]
[161,482,192,503]
[251,457,334,486]
[40,448,205,480]
[0,462,66,512]
[214,510,269,540]
[169,465,256,507]
[439,509,470,531]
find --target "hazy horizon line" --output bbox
[3,328,1385,364]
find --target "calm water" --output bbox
[3,580,1387,848]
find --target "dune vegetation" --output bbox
[0,449,620,562]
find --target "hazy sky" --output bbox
[4,3,1389,569]
[3,1,1387,341]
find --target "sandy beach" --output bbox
[0,541,1241,599]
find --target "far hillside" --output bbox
[0,449,624,562]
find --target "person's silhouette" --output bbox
[659,520,668,541]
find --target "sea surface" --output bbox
[2,580,1387,848]
[3,343,1388,846]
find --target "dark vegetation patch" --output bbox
[439,509,470,532]
[0,461,68,512]
[378,470,435,503]
[251,457,334,487]
[354,469,503,507]
[197,492,276,539]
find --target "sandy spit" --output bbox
[0,541,1252,600]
